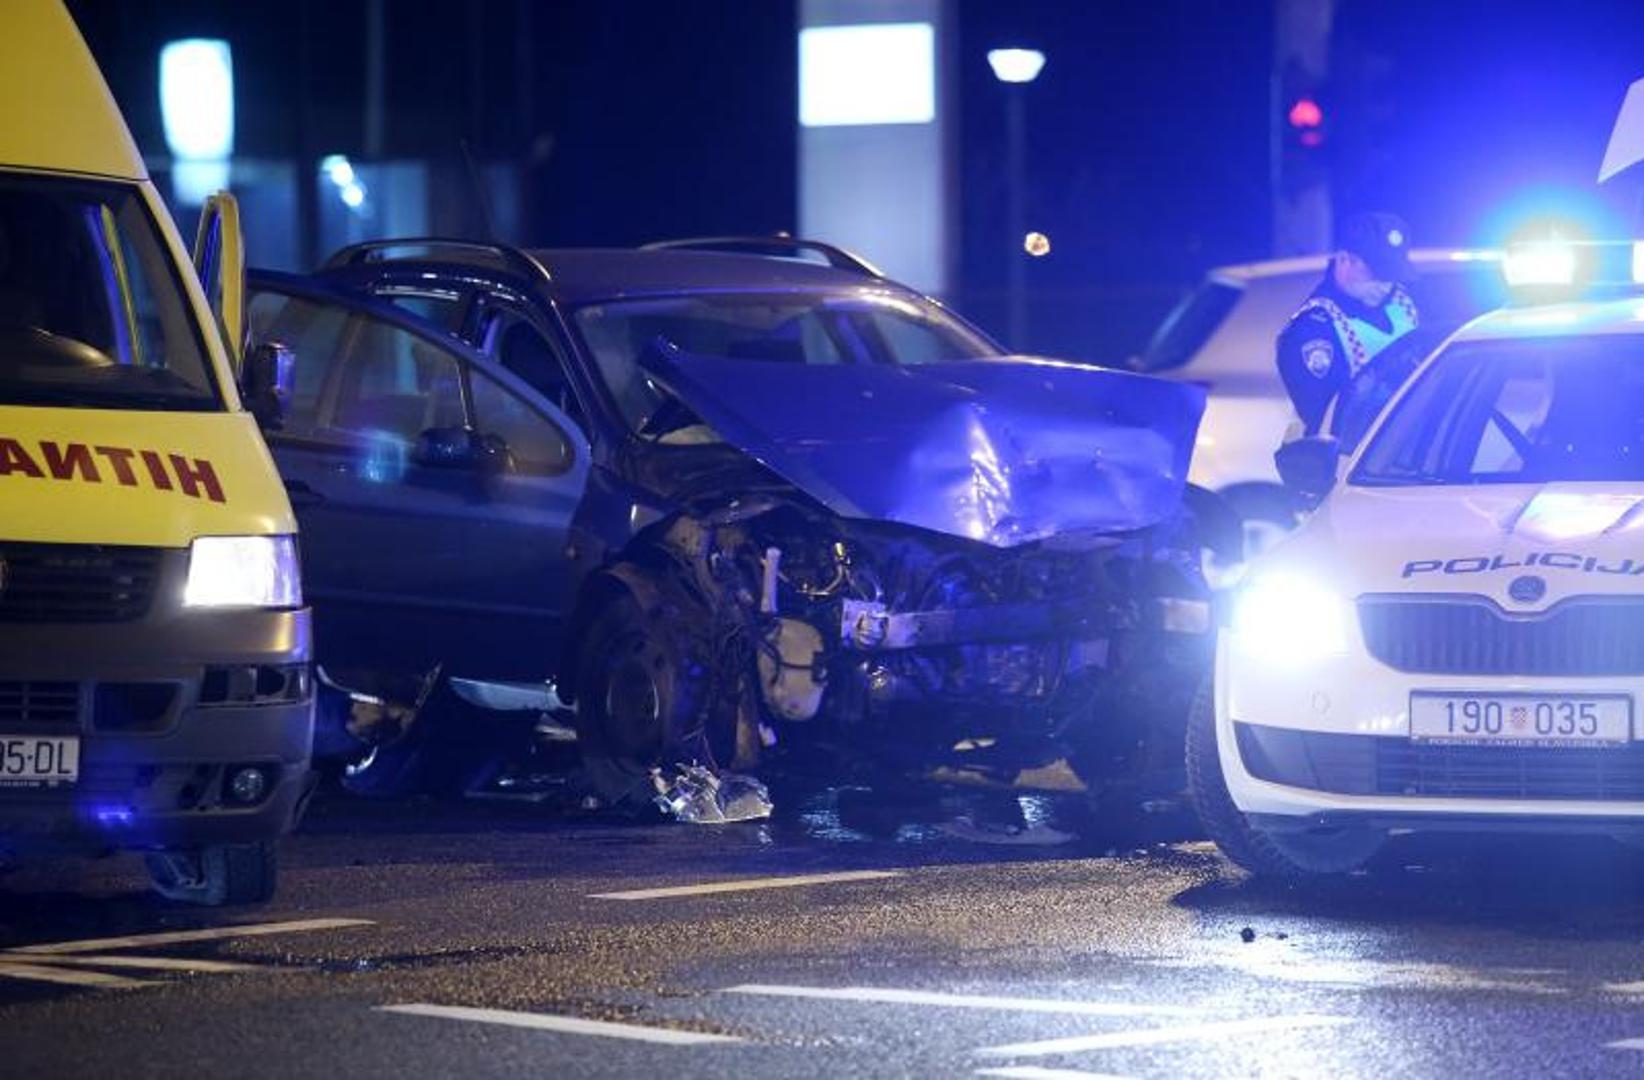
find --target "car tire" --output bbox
[573,587,749,809]
[1186,676,1383,877]
[143,841,279,906]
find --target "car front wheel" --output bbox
[573,586,751,808]
[1185,676,1384,877]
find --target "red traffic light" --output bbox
[1287,97,1323,130]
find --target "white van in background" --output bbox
[1134,251,1509,554]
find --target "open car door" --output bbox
[242,269,593,682]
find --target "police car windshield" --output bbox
[1354,336,1644,485]
[572,290,999,432]
[0,174,216,411]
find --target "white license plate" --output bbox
[1410,693,1631,747]
[0,736,80,787]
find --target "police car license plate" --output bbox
[1410,693,1631,747]
[0,736,79,787]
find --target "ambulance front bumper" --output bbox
[0,607,314,854]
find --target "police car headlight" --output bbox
[184,536,302,609]
[1232,572,1350,662]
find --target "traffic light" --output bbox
[1277,60,1329,196]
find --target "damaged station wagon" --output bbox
[247,237,1219,812]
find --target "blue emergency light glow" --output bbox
[1503,241,1577,288]
[799,23,936,127]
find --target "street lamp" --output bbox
[988,48,1045,349]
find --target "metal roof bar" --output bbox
[320,237,549,281]
[640,235,884,278]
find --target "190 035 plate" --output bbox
[0,735,80,787]
[1410,693,1631,748]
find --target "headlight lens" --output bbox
[183,535,302,608]
[1231,572,1349,662]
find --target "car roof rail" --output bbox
[320,237,549,281]
[640,235,884,278]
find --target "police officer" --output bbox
[1276,211,1420,445]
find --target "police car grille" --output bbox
[0,543,163,622]
[1357,596,1644,676]
[1236,723,1644,801]
[1376,741,1644,801]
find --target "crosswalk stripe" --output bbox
[0,961,154,989]
[590,871,901,901]
[724,985,1199,1017]
[975,1015,1351,1057]
[377,1004,744,1045]
[11,917,375,955]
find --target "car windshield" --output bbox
[572,290,999,431]
[1354,335,1644,485]
[1134,278,1242,373]
[0,174,216,411]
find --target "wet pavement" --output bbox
[3,785,1644,1078]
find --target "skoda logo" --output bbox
[1508,575,1547,604]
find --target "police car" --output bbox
[1190,241,1644,875]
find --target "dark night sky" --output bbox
[64,0,1644,357]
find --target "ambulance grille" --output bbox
[1357,595,1644,676]
[0,682,81,729]
[0,543,163,622]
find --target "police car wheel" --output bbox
[143,841,278,906]
[1185,676,1383,878]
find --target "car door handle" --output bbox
[284,479,327,507]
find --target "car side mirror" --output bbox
[412,426,509,473]
[1274,435,1341,507]
[242,341,294,429]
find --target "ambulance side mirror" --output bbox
[1275,436,1340,507]
[242,341,294,430]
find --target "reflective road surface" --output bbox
[4,786,1644,1078]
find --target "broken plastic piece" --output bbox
[652,764,773,824]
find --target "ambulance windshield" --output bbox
[0,173,216,411]
[1355,336,1644,485]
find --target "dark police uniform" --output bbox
[1275,212,1420,441]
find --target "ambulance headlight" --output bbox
[184,536,302,608]
[1232,572,1350,662]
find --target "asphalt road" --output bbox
[4,784,1644,1079]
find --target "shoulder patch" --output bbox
[1301,338,1335,378]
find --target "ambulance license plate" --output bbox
[1410,693,1631,747]
[0,736,80,787]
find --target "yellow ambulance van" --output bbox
[0,1,311,903]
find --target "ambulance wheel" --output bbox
[144,841,279,906]
[1186,677,1383,878]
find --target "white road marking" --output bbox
[4,954,261,974]
[0,962,155,990]
[1606,1038,1644,1050]
[975,1014,1351,1058]
[977,1068,1135,1080]
[377,1004,744,1045]
[590,870,902,901]
[725,984,1201,1018]
[11,917,375,955]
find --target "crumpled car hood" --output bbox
[638,348,1206,548]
